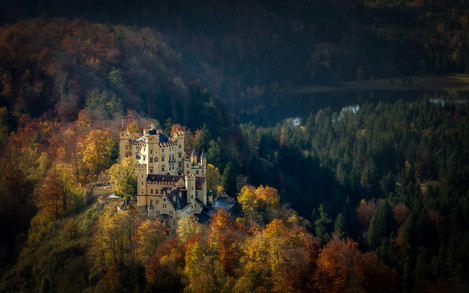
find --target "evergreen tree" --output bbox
[222,162,237,197]
[334,213,347,236]
[313,204,332,243]
[164,117,173,136]
[207,138,224,169]
[368,201,394,250]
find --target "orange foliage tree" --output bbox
[313,235,397,293]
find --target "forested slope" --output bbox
[1,0,469,102]
[0,1,469,291]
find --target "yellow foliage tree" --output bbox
[206,164,222,195]
[125,121,139,134]
[176,214,203,243]
[108,156,137,199]
[135,219,168,263]
[79,129,115,176]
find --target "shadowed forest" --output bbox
[1,0,469,292]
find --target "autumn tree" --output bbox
[238,185,281,225]
[79,129,115,177]
[108,156,137,199]
[208,209,246,275]
[76,109,93,130]
[125,121,139,135]
[90,206,139,273]
[38,163,82,222]
[135,219,168,263]
[145,237,185,292]
[183,234,217,293]
[176,214,203,243]
[313,236,397,293]
[206,164,222,195]
[236,219,319,292]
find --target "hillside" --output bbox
[0,1,469,292]
[1,0,469,105]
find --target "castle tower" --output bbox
[185,174,196,207]
[119,132,131,161]
[146,135,157,174]
[136,164,147,206]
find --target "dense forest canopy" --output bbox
[1,0,469,292]
[1,0,469,104]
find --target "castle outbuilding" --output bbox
[120,125,208,229]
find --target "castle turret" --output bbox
[137,164,147,196]
[119,132,131,161]
[191,149,197,165]
[200,150,206,165]
[200,150,207,176]
[146,135,157,174]
[185,174,196,207]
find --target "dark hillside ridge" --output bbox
[1,0,468,101]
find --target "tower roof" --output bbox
[191,148,197,156]
[201,150,206,158]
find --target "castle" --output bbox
[119,125,209,229]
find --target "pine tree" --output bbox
[368,201,394,250]
[334,213,347,236]
[313,204,332,243]
[222,162,237,197]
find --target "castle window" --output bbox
[150,150,152,154]
[161,165,165,172]
[162,156,164,161]
[178,162,181,168]
[149,167,153,173]
[141,181,143,185]
[178,152,181,158]
[156,189,159,194]
[143,155,146,160]
[151,189,153,194]
[196,170,199,174]
[136,153,141,160]
[179,145,181,149]
[155,157,158,162]
[126,146,128,149]
[141,189,144,194]
[150,158,153,163]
